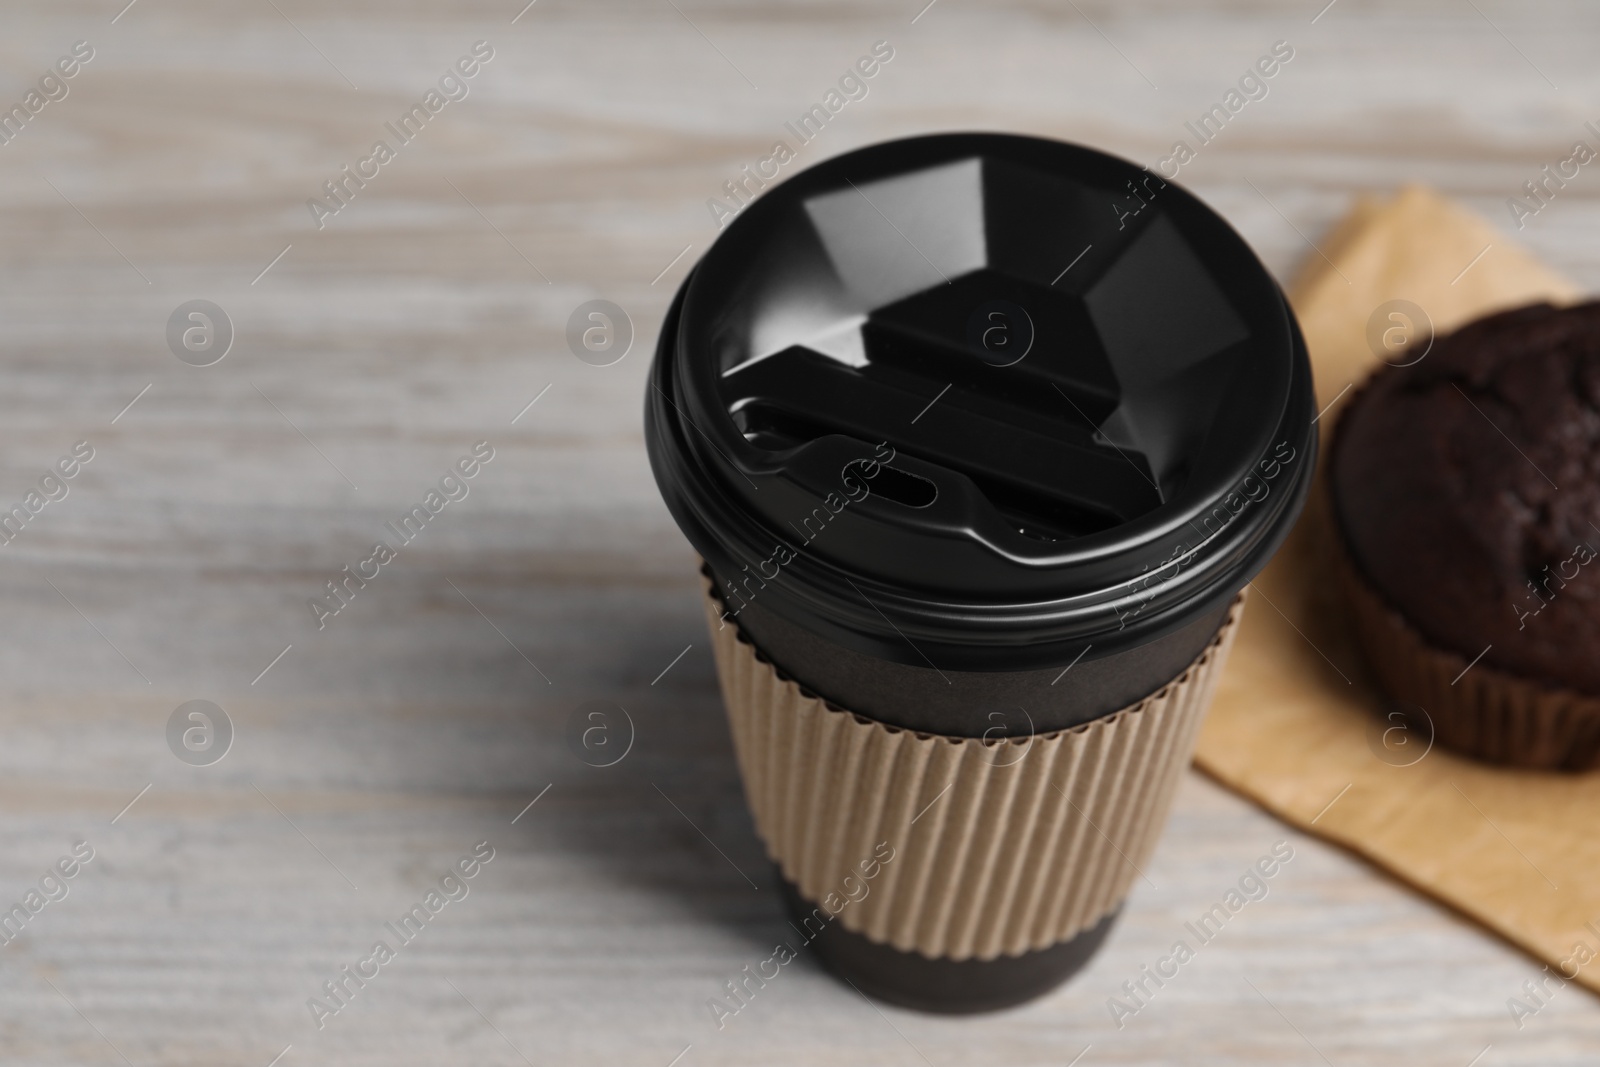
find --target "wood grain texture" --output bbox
[0,1,1597,1064]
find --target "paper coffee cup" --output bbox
[645,133,1317,1011]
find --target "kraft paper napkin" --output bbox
[1191,185,1600,990]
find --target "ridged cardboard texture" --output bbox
[702,574,1244,961]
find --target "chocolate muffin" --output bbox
[1331,300,1600,770]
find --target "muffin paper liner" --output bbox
[701,572,1244,961]
[1333,528,1600,771]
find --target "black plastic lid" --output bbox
[646,133,1316,671]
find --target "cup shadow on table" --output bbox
[503,588,796,960]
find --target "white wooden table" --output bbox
[1,1,1597,1063]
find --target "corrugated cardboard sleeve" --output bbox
[702,574,1244,961]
